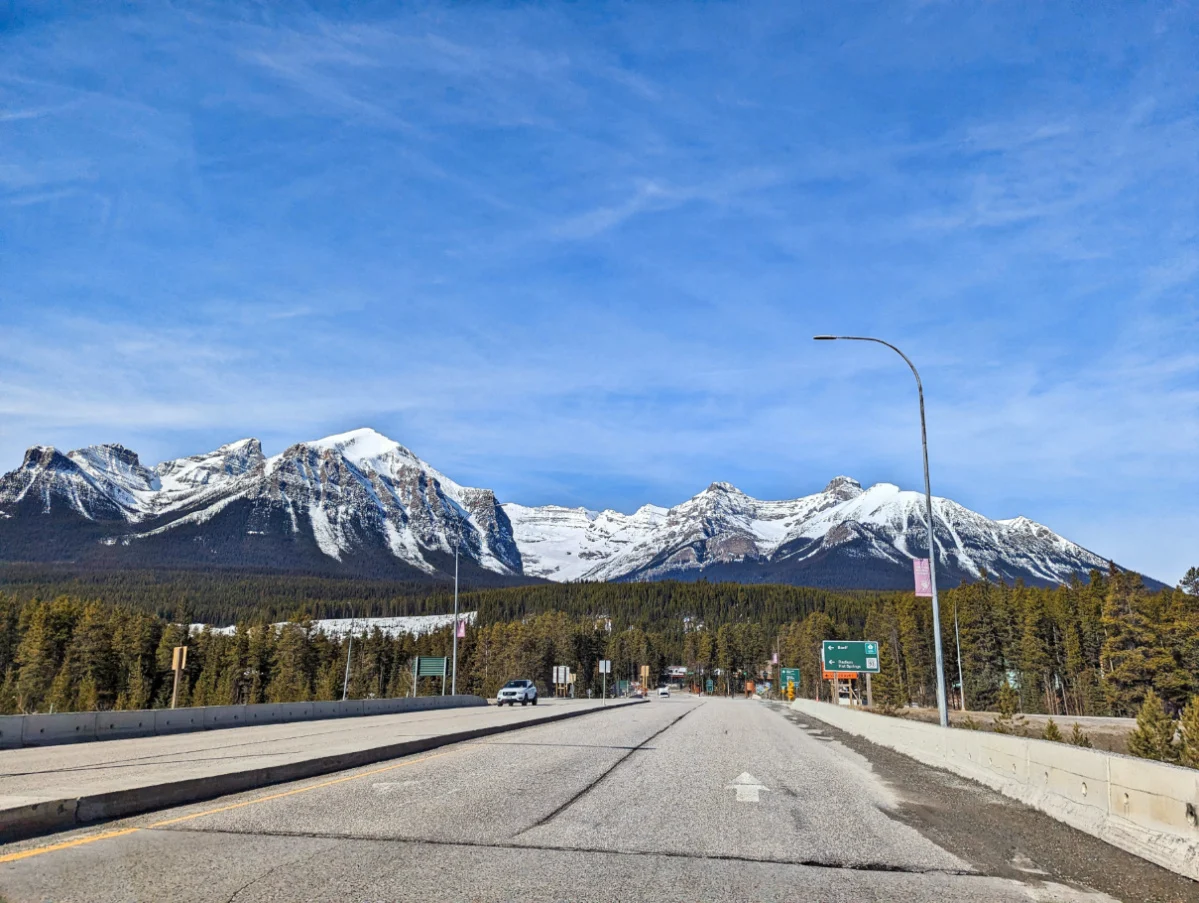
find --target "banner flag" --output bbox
[913,558,933,597]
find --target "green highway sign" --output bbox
[415,656,447,677]
[822,641,880,673]
[779,668,800,687]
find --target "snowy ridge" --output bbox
[0,428,521,579]
[503,476,1114,587]
[0,428,1132,588]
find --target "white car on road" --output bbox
[658,686,670,697]
[497,679,538,706]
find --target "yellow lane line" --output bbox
[147,748,459,828]
[0,746,464,864]
[0,828,141,864]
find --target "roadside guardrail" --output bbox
[792,698,1199,881]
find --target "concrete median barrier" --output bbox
[21,712,97,747]
[95,711,156,742]
[792,698,1199,880]
[0,716,25,750]
[1,695,488,750]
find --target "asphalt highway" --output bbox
[1,696,1194,902]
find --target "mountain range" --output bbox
[0,427,1140,590]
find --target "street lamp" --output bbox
[451,522,461,696]
[813,334,950,727]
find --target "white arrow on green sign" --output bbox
[822,640,880,673]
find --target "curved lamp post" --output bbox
[452,525,460,696]
[813,335,949,727]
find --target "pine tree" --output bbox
[1042,718,1063,742]
[1180,566,1199,597]
[1068,723,1093,748]
[15,598,78,712]
[1018,593,1053,714]
[1177,696,1199,769]
[1101,569,1156,716]
[993,683,1026,735]
[68,601,118,710]
[1127,690,1179,763]
[267,622,314,703]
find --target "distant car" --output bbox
[658,686,670,697]
[497,679,538,706]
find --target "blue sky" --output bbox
[2,2,1196,583]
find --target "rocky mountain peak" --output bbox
[81,443,142,467]
[20,445,74,471]
[705,481,741,494]
[823,475,863,500]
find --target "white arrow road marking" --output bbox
[726,772,770,803]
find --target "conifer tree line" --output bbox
[1,566,1195,743]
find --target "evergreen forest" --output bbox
[2,565,1196,737]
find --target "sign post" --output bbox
[170,646,188,709]
[412,656,448,697]
[780,667,800,702]
[599,659,611,705]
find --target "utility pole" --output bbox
[342,608,355,702]
[814,335,950,727]
[954,599,966,711]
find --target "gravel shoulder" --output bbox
[775,703,1198,903]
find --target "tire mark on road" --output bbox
[515,703,703,835]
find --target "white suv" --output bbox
[497,679,538,706]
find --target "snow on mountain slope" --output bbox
[195,611,478,637]
[0,428,521,579]
[503,476,1112,587]
[502,503,667,580]
[0,429,1132,588]
[154,438,264,507]
[0,445,152,520]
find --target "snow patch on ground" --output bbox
[192,611,476,637]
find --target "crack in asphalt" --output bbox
[152,824,977,877]
[515,702,704,835]
[223,838,337,903]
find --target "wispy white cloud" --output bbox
[1,2,1196,583]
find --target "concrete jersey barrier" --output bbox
[791,698,1199,880]
[0,695,487,750]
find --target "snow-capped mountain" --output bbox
[0,429,522,580]
[0,428,1140,589]
[502,476,1122,589]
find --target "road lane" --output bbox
[516,696,963,872]
[0,696,1188,902]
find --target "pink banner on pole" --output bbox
[913,558,932,597]
[456,618,466,638]
[771,652,779,664]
